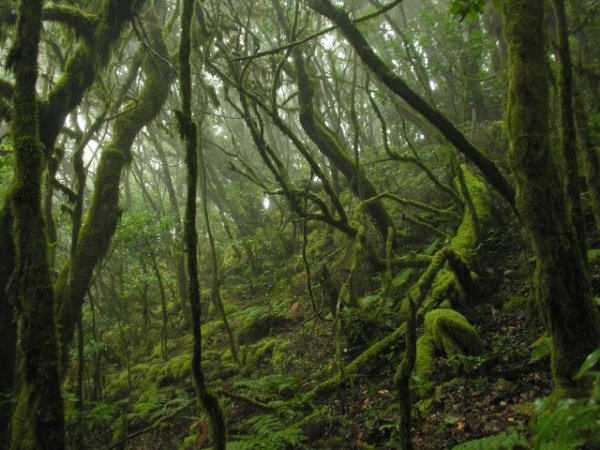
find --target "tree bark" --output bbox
[503,0,600,390]
[55,9,174,370]
[7,0,65,447]
[179,0,226,448]
[552,0,586,257]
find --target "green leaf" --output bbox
[574,348,600,380]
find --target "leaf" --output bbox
[574,348,600,380]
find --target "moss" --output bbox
[494,378,512,390]
[449,168,492,260]
[202,319,225,340]
[240,337,293,370]
[422,269,463,313]
[157,354,192,386]
[306,323,407,400]
[424,309,483,372]
[414,334,436,394]
[587,248,600,263]
[9,2,65,447]
[9,391,33,450]
[56,12,174,370]
[415,397,435,416]
[439,299,452,309]
[272,340,293,366]
[111,416,128,450]
[504,0,600,389]
[512,401,535,416]
[502,295,528,313]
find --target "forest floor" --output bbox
[294,295,553,449]
[282,224,556,449]
[96,223,576,450]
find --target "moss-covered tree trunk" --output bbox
[552,0,586,257]
[179,1,226,448]
[0,1,148,435]
[0,203,16,446]
[503,0,600,389]
[55,9,173,369]
[574,91,600,234]
[7,1,65,448]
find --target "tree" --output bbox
[6,0,65,448]
[503,0,600,390]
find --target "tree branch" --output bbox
[229,0,404,62]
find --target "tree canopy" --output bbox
[1,0,600,449]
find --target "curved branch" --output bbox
[3,5,98,40]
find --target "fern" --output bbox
[530,335,552,363]
[451,430,526,450]
[232,305,271,328]
[231,373,297,396]
[227,414,305,449]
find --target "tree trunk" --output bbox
[271,0,394,237]
[7,1,65,448]
[503,0,600,390]
[55,9,174,371]
[0,203,16,446]
[179,0,226,448]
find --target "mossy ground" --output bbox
[72,212,569,450]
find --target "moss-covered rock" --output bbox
[424,309,483,372]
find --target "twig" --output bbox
[229,0,404,62]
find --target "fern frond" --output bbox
[530,335,552,363]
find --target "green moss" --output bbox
[424,309,483,372]
[494,378,512,389]
[512,401,534,416]
[587,248,600,262]
[157,354,192,386]
[111,416,128,448]
[414,334,436,394]
[220,348,233,364]
[415,334,436,377]
[9,390,33,450]
[415,397,435,416]
[203,319,225,340]
[56,12,173,370]
[439,299,452,309]
[450,168,492,259]
[240,337,292,370]
[504,0,600,390]
[502,294,528,313]
[424,269,463,313]
[272,340,293,366]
